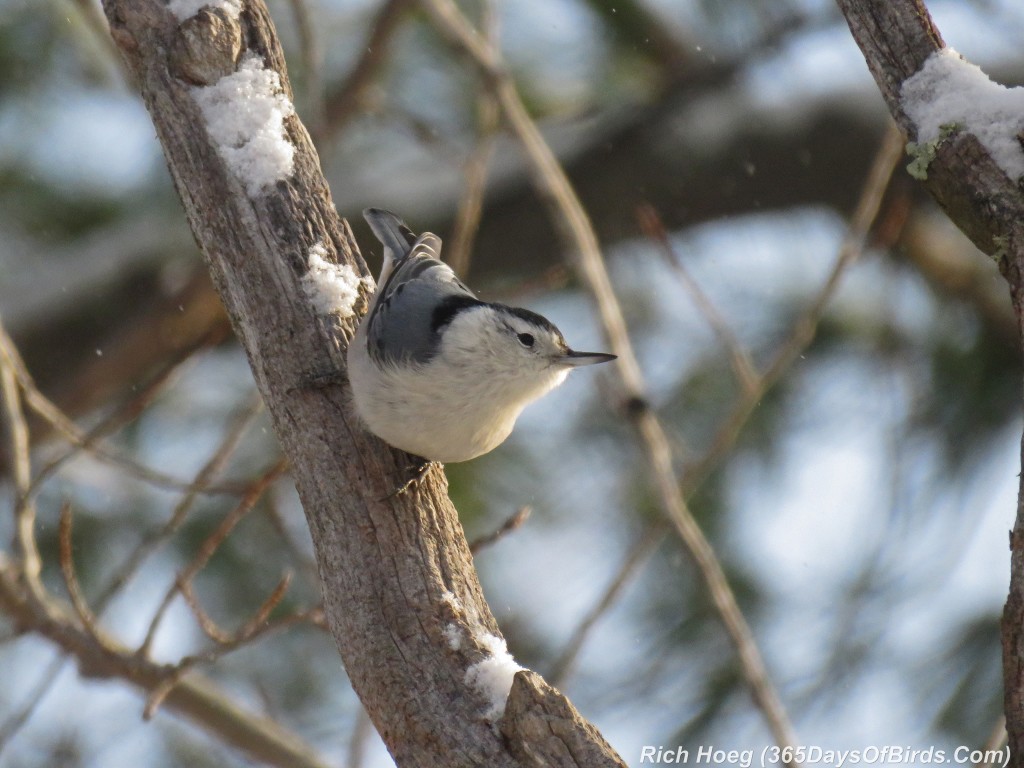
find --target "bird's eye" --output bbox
[517,332,535,348]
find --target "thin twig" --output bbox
[469,506,531,554]
[0,518,331,768]
[417,0,645,393]
[637,202,759,394]
[686,123,905,484]
[286,0,325,138]
[27,346,190,499]
[549,526,663,686]
[550,125,904,695]
[144,583,315,719]
[487,264,571,303]
[94,396,264,609]
[0,318,42,593]
[180,579,234,644]
[391,108,466,160]
[0,326,247,496]
[178,458,289,585]
[235,572,293,638]
[446,96,500,278]
[320,0,414,140]
[66,0,124,81]
[261,489,320,586]
[138,459,289,658]
[419,0,800,754]
[0,654,66,753]
[180,571,292,646]
[58,501,101,639]
[445,0,500,279]
[347,705,375,768]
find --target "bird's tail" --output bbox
[364,208,419,285]
[365,206,417,253]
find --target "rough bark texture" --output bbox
[100,0,624,765]
[502,672,626,767]
[835,0,1024,762]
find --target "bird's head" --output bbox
[438,302,616,401]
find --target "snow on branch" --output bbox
[192,52,296,196]
[901,48,1024,181]
[168,0,241,21]
[302,242,372,318]
[464,631,524,722]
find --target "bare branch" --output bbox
[469,506,531,555]
[285,0,325,135]
[688,123,905,482]
[0,325,246,497]
[636,203,759,394]
[976,716,1008,768]
[321,0,414,139]
[0,318,42,593]
[549,527,662,687]
[237,571,293,639]
[29,351,190,497]
[346,705,375,768]
[180,579,236,645]
[548,126,904,695]
[179,570,293,648]
[94,396,265,609]
[835,0,1024,259]
[58,501,101,639]
[139,459,288,658]
[0,554,333,768]
[66,0,123,79]
[261,485,320,584]
[835,3,1024,761]
[0,655,65,753]
[145,573,308,720]
[445,0,500,279]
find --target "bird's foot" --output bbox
[382,457,440,500]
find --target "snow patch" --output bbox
[440,590,463,611]
[901,47,1024,180]
[167,0,241,22]
[192,53,295,196]
[443,624,462,651]
[464,632,524,722]
[302,242,370,318]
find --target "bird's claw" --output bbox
[381,458,440,500]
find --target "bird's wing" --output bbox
[365,228,478,366]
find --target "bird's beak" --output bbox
[560,350,617,367]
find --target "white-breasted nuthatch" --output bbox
[347,208,616,464]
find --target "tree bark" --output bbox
[835,0,1024,761]
[101,0,625,765]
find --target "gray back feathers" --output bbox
[362,209,477,365]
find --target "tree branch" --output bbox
[836,0,1024,261]
[100,0,623,764]
[0,552,332,768]
[834,0,1024,763]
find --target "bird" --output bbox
[346,208,616,464]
